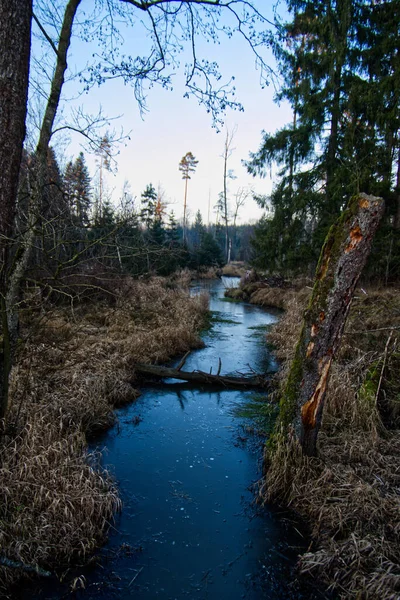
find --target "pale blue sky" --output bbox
[31,0,292,224]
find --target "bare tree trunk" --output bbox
[0,0,32,419]
[221,127,236,262]
[325,0,351,214]
[223,131,229,261]
[394,146,400,231]
[278,193,384,456]
[183,176,188,243]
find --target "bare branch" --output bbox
[32,11,59,57]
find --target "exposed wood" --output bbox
[134,363,268,389]
[278,193,385,457]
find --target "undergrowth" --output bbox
[262,286,400,599]
[0,275,209,595]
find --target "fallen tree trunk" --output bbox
[278,193,385,457]
[134,363,268,389]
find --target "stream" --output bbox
[23,278,322,599]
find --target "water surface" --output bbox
[23,278,320,599]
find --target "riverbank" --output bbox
[257,285,400,599]
[0,276,208,596]
[223,274,311,310]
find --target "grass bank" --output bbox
[262,286,400,599]
[224,273,311,310]
[0,276,209,595]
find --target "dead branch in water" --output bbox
[133,363,269,389]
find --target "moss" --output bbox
[359,363,380,403]
[278,334,305,431]
[308,195,360,322]
[220,296,242,303]
[210,313,240,325]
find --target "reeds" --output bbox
[263,286,400,599]
[0,276,209,593]
[221,262,246,277]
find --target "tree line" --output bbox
[17,145,254,290]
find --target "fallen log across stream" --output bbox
[133,363,269,389]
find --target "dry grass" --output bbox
[0,276,208,593]
[262,286,400,599]
[224,268,310,309]
[250,287,307,310]
[221,262,247,277]
[196,266,221,279]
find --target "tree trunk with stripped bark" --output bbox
[278,193,385,456]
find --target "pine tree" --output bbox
[64,152,92,226]
[179,152,198,242]
[198,232,224,268]
[166,211,180,246]
[247,0,400,278]
[140,183,158,229]
[193,209,205,250]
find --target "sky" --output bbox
[31,0,292,225]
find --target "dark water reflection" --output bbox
[21,278,323,599]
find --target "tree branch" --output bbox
[32,11,59,57]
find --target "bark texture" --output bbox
[0,0,32,418]
[279,193,385,456]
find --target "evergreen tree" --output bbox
[166,211,181,246]
[94,133,112,222]
[198,232,224,268]
[193,209,205,250]
[140,183,158,229]
[64,152,92,226]
[179,151,198,242]
[247,0,400,279]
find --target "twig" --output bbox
[375,330,394,406]
[128,567,143,587]
[176,350,190,371]
[217,357,222,376]
[344,325,400,334]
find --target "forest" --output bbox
[0,0,399,599]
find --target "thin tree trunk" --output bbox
[183,177,188,243]
[223,133,229,261]
[0,0,32,419]
[325,0,351,213]
[278,193,384,457]
[395,146,400,231]
[222,128,236,263]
